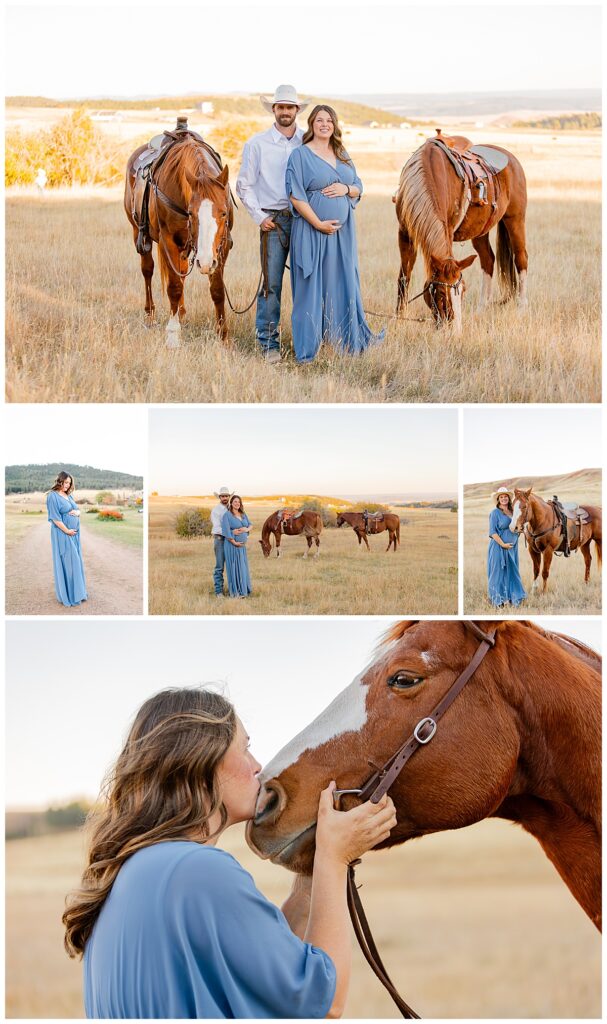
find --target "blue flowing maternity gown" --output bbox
[222,511,253,597]
[84,842,336,1018]
[286,145,385,362]
[487,507,527,607]
[46,490,87,607]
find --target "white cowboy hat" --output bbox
[260,84,310,114]
[491,485,515,502]
[214,486,231,497]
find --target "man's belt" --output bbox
[261,207,291,216]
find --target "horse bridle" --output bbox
[333,621,497,1019]
[152,167,233,280]
[516,498,561,550]
[427,272,463,324]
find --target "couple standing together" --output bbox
[212,487,252,599]
[236,84,385,363]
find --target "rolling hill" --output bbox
[464,468,601,501]
[6,463,143,494]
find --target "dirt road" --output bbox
[6,520,142,615]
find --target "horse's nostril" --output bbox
[255,781,285,825]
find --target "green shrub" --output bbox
[301,499,336,528]
[86,506,100,514]
[96,490,115,505]
[175,507,212,538]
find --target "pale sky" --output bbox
[463,408,602,483]
[5,4,601,98]
[5,617,601,807]
[4,405,146,477]
[148,407,457,496]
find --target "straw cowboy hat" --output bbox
[491,485,515,502]
[214,486,231,498]
[260,84,310,114]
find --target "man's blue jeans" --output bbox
[255,211,291,352]
[213,536,225,594]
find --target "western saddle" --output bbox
[551,495,592,557]
[131,116,226,255]
[428,128,508,216]
[362,511,385,534]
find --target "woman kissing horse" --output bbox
[509,487,602,592]
[394,132,528,333]
[249,619,601,940]
[125,135,234,347]
[336,511,400,552]
[259,510,323,559]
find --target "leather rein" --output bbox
[333,622,497,1019]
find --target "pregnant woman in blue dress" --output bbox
[46,471,87,607]
[286,105,385,362]
[487,487,527,607]
[222,494,253,598]
[63,687,396,1018]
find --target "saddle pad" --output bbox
[470,145,509,172]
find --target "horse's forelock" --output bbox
[381,620,418,645]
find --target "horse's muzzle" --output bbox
[196,258,217,275]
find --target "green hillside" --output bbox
[6,463,143,494]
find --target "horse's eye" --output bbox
[388,673,424,690]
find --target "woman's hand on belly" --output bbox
[319,219,342,235]
[321,183,349,198]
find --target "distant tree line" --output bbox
[514,112,601,130]
[6,800,92,840]
[6,463,143,493]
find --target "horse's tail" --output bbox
[594,538,602,566]
[496,220,517,299]
[396,520,400,545]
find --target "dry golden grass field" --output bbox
[148,495,457,614]
[464,470,602,614]
[6,123,601,403]
[5,818,601,1018]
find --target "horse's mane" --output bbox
[159,140,222,200]
[395,146,451,269]
[381,619,601,672]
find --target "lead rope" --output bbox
[347,863,420,1018]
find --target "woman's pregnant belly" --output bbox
[61,511,80,532]
[308,191,350,226]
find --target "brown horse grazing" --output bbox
[394,133,528,332]
[248,620,601,940]
[510,488,602,592]
[336,511,401,552]
[125,137,233,347]
[259,510,323,559]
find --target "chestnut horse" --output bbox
[510,487,602,592]
[336,511,400,552]
[249,619,601,947]
[259,510,323,559]
[394,136,528,332]
[125,138,233,347]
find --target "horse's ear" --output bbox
[456,254,477,271]
[524,486,533,497]
[218,164,229,187]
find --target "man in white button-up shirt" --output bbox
[211,487,231,598]
[236,85,308,364]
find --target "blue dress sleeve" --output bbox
[488,508,500,536]
[46,491,61,524]
[285,149,308,209]
[347,156,363,208]
[221,513,234,540]
[172,848,336,1019]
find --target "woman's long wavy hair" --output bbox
[62,687,236,959]
[50,471,74,494]
[228,494,246,514]
[303,104,352,165]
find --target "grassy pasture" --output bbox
[5,492,143,548]
[5,820,601,1018]
[148,496,457,615]
[464,471,602,614]
[5,127,600,404]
